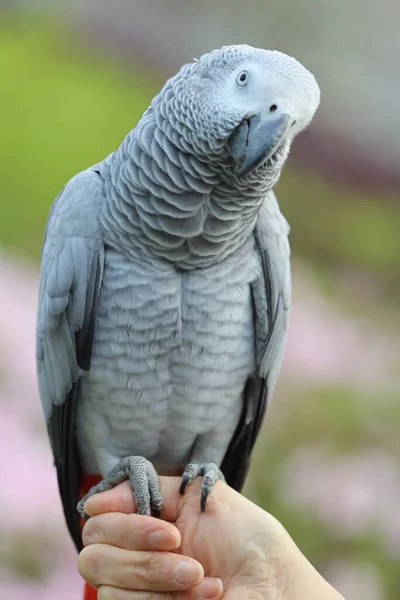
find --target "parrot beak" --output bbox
[227,113,291,177]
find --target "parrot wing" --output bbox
[220,190,291,490]
[36,166,105,550]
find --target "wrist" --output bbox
[279,540,345,600]
[250,512,344,600]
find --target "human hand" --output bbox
[78,477,344,600]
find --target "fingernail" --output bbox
[196,578,223,599]
[149,529,180,550]
[174,560,203,585]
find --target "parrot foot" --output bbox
[179,462,225,511]
[77,456,162,519]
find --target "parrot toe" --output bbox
[180,462,225,511]
[76,456,162,518]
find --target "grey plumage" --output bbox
[36,44,320,551]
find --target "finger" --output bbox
[78,544,204,592]
[82,513,181,551]
[85,476,228,522]
[98,578,223,600]
[98,588,184,600]
[84,477,181,521]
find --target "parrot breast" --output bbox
[76,236,261,476]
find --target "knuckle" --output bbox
[97,586,115,600]
[132,514,154,538]
[144,552,167,580]
[82,516,106,545]
[77,545,103,585]
[116,514,140,547]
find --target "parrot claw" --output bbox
[180,462,225,511]
[77,456,162,518]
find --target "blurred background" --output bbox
[0,2,399,599]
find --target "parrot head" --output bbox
[155,44,320,183]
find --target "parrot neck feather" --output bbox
[100,110,280,269]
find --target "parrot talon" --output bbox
[200,489,208,512]
[151,496,163,518]
[179,474,191,496]
[180,462,225,511]
[77,456,162,519]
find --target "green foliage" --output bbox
[278,170,400,296]
[0,16,157,258]
[0,531,59,581]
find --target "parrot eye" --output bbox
[236,70,249,87]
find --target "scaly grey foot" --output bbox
[77,456,162,519]
[180,462,225,511]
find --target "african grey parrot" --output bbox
[36,44,320,551]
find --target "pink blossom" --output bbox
[324,560,385,600]
[282,264,399,390]
[280,445,400,547]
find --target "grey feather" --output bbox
[220,190,291,488]
[37,168,104,415]
[36,167,105,548]
[254,191,291,381]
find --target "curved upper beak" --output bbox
[227,113,291,176]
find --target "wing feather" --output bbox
[36,167,104,550]
[221,191,291,490]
